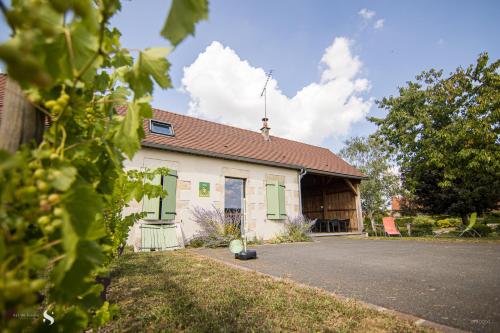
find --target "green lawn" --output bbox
[102,250,432,332]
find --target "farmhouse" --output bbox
[0,74,366,250]
[124,108,365,250]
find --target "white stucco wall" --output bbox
[124,147,301,248]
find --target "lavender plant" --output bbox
[274,215,316,243]
[190,206,242,247]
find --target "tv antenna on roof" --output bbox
[260,70,273,119]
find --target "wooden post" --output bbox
[355,183,363,232]
[0,77,44,153]
[322,187,327,220]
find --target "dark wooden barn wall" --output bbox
[301,176,359,231]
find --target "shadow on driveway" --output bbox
[195,237,500,333]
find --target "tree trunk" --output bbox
[369,214,377,236]
[0,77,44,153]
[117,244,125,256]
[461,213,469,226]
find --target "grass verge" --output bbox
[102,250,432,332]
[346,236,500,243]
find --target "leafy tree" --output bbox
[339,136,400,232]
[370,53,500,225]
[0,0,208,331]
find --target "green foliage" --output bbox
[339,136,400,228]
[480,211,500,225]
[186,237,206,248]
[104,168,168,257]
[436,218,462,228]
[0,0,208,332]
[370,53,500,222]
[395,216,434,236]
[161,0,209,46]
[395,216,414,226]
[412,215,436,226]
[470,224,493,237]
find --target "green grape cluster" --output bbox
[44,90,70,118]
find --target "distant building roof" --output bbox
[391,197,402,211]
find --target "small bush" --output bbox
[248,236,264,245]
[186,237,206,248]
[190,206,241,248]
[409,224,434,236]
[469,224,493,237]
[273,215,316,243]
[436,218,462,228]
[412,215,436,226]
[395,217,414,227]
[480,212,500,225]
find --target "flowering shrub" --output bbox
[190,206,241,248]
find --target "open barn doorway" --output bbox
[301,173,362,234]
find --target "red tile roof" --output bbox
[0,73,364,178]
[143,109,364,178]
[391,197,402,211]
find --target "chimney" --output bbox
[261,117,271,141]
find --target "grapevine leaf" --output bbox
[114,102,148,158]
[126,47,172,97]
[111,49,133,68]
[51,165,77,191]
[28,254,49,270]
[55,306,88,332]
[161,0,208,46]
[65,181,103,237]
[57,22,101,82]
[94,71,111,92]
[85,218,108,240]
[77,240,105,265]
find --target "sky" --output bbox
[1,1,499,152]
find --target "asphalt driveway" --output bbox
[196,237,500,333]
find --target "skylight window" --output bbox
[150,120,174,136]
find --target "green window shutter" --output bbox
[278,180,286,219]
[142,174,161,220]
[161,170,177,220]
[266,180,280,219]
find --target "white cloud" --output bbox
[358,8,376,20]
[374,19,385,29]
[181,38,371,146]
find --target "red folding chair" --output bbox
[382,217,402,237]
